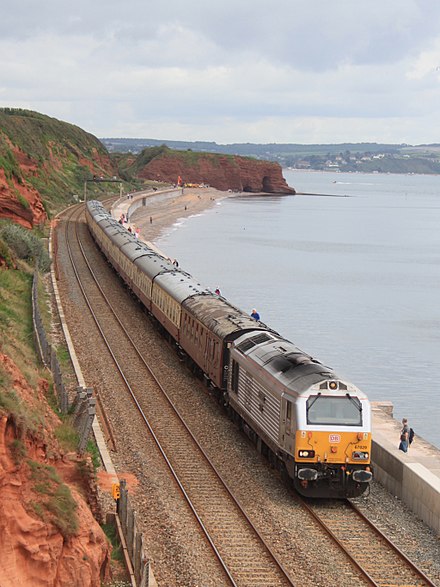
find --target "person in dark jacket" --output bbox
[399,418,410,452]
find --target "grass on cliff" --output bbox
[1,230,102,508]
[0,108,122,215]
[0,264,53,451]
[28,459,79,539]
[0,265,41,387]
[0,261,80,539]
[0,220,51,271]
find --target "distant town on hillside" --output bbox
[100,137,440,175]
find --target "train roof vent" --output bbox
[266,353,316,373]
[251,333,272,345]
[285,351,321,365]
[237,339,255,353]
[237,332,272,353]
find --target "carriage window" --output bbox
[306,395,362,426]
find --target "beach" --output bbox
[131,187,232,244]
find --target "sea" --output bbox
[156,170,440,449]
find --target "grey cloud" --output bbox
[2,0,440,143]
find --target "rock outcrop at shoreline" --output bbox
[134,148,296,194]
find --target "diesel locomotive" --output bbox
[85,199,373,498]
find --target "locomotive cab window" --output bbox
[306,394,362,426]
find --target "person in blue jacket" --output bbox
[251,309,260,321]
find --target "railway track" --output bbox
[299,497,437,587]
[62,205,296,586]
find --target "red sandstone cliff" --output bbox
[0,353,111,586]
[0,147,47,229]
[135,150,296,194]
[0,109,116,228]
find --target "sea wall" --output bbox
[371,403,440,535]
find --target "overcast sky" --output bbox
[1,0,440,144]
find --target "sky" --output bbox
[1,0,440,145]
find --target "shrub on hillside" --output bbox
[0,222,51,272]
[0,237,16,268]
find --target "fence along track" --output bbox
[64,206,297,586]
[301,498,437,587]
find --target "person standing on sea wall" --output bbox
[399,418,410,452]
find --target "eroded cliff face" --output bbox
[0,166,47,229]
[0,110,116,227]
[137,153,296,194]
[0,353,111,587]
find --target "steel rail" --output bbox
[348,499,437,587]
[296,493,437,587]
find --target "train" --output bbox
[85,199,373,498]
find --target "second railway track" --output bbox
[301,498,437,587]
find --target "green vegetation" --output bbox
[0,386,46,439]
[0,108,125,216]
[36,269,52,332]
[56,344,71,367]
[54,421,80,452]
[0,149,22,183]
[0,267,42,388]
[0,236,15,268]
[86,438,101,471]
[0,108,106,166]
[10,439,27,464]
[28,459,79,539]
[134,144,170,168]
[102,521,124,562]
[0,221,51,271]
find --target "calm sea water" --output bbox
[156,171,440,449]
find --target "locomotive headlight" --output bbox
[352,451,369,460]
[298,450,315,458]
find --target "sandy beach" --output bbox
[130,187,232,244]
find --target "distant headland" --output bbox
[101,137,440,175]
